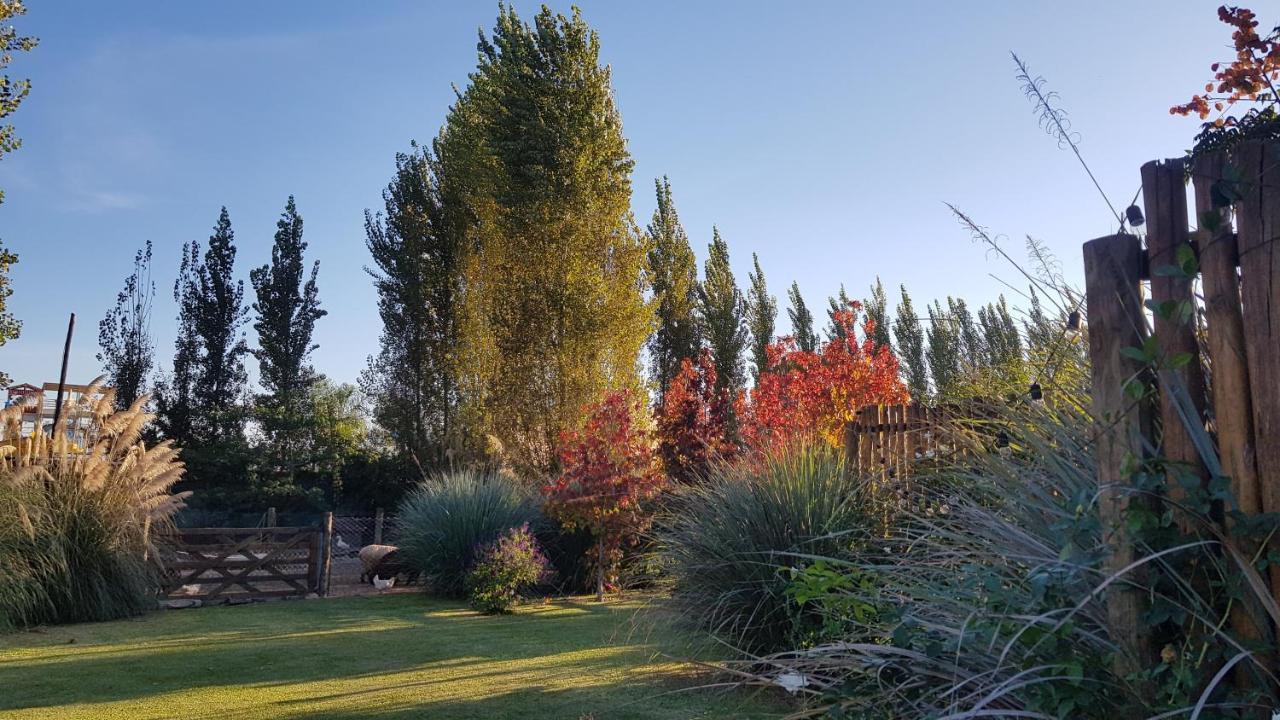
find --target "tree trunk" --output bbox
[595,530,605,602]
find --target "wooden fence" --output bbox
[844,401,994,479]
[159,515,334,603]
[1082,140,1280,674]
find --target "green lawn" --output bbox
[0,595,778,720]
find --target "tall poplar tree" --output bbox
[698,227,746,395]
[646,177,700,399]
[786,281,819,353]
[865,277,892,351]
[362,144,462,463]
[745,253,776,383]
[824,285,852,342]
[98,241,155,410]
[445,7,652,472]
[978,295,1023,370]
[251,197,325,411]
[158,208,250,445]
[893,284,929,401]
[926,300,963,399]
[0,2,37,387]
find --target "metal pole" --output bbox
[50,312,75,438]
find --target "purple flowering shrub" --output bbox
[465,524,554,614]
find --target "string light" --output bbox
[1029,382,1043,402]
[1125,204,1145,227]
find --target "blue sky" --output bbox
[0,1,1223,388]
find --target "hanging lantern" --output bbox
[1066,310,1081,333]
[1126,204,1145,227]
[1029,382,1043,401]
[996,430,1010,449]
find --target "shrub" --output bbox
[465,523,552,614]
[0,386,188,629]
[397,470,538,597]
[655,442,872,653]
[544,390,665,601]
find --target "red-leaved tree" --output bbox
[543,390,665,601]
[656,350,736,483]
[741,301,909,452]
[1171,6,1279,124]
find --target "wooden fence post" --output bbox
[320,512,334,597]
[1142,158,1209,531]
[1235,140,1280,608]
[1083,232,1157,684]
[265,507,277,528]
[373,507,385,545]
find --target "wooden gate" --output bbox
[160,523,333,603]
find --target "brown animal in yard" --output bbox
[358,544,419,585]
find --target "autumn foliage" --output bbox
[543,390,665,600]
[656,350,736,483]
[1171,6,1280,123]
[741,301,909,451]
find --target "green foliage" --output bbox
[698,227,747,395]
[646,177,702,398]
[0,0,37,207]
[0,239,18,387]
[446,6,652,474]
[823,285,852,342]
[925,298,963,397]
[465,524,552,614]
[97,241,155,410]
[398,470,539,597]
[863,277,892,351]
[892,284,928,401]
[655,443,870,653]
[362,143,462,464]
[157,208,250,446]
[786,281,819,354]
[251,196,325,416]
[745,253,776,384]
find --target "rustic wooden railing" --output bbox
[843,400,996,481]
[1082,140,1280,677]
[159,516,333,603]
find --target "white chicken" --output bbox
[372,575,395,591]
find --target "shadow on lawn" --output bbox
[0,595,764,718]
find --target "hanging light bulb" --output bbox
[1126,205,1145,227]
[995,430,1010,448]
[1066,310,1081,334]
[1029,382,1043,402]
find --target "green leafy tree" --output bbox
[445,7,652,473]
[864,277,892,351]
[786,281,819,353]
[947,297,983,373]
[0,240,18,388]
[978,295,1023,370]
[745,253,776,384]
[646,177,701,399]
[0,1,36,387]
[362,144,462,465]
[97,241,155,410]
[157,208,250,445]
[824,285,852,342]
[252,197,324,407]
[0,0,37,207]
[926,300,963,399]
[698,227,746,395]
[892,285,928,401]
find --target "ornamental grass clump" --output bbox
[654,442,873,654]
[0,382,188,629]
[397,470,539,597]
[465,523,553,614]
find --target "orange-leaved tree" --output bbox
[742,301,908,452]
[656,349,736,483]
[1171,6,1279,124]
[543,389,665,601]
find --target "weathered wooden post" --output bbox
[1083,232,1156,685]
[265,507,277,528]
[1235,140,1280,609]
[1142,158,1209,531]
[373,507,385,545]
[320,512,334,596]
